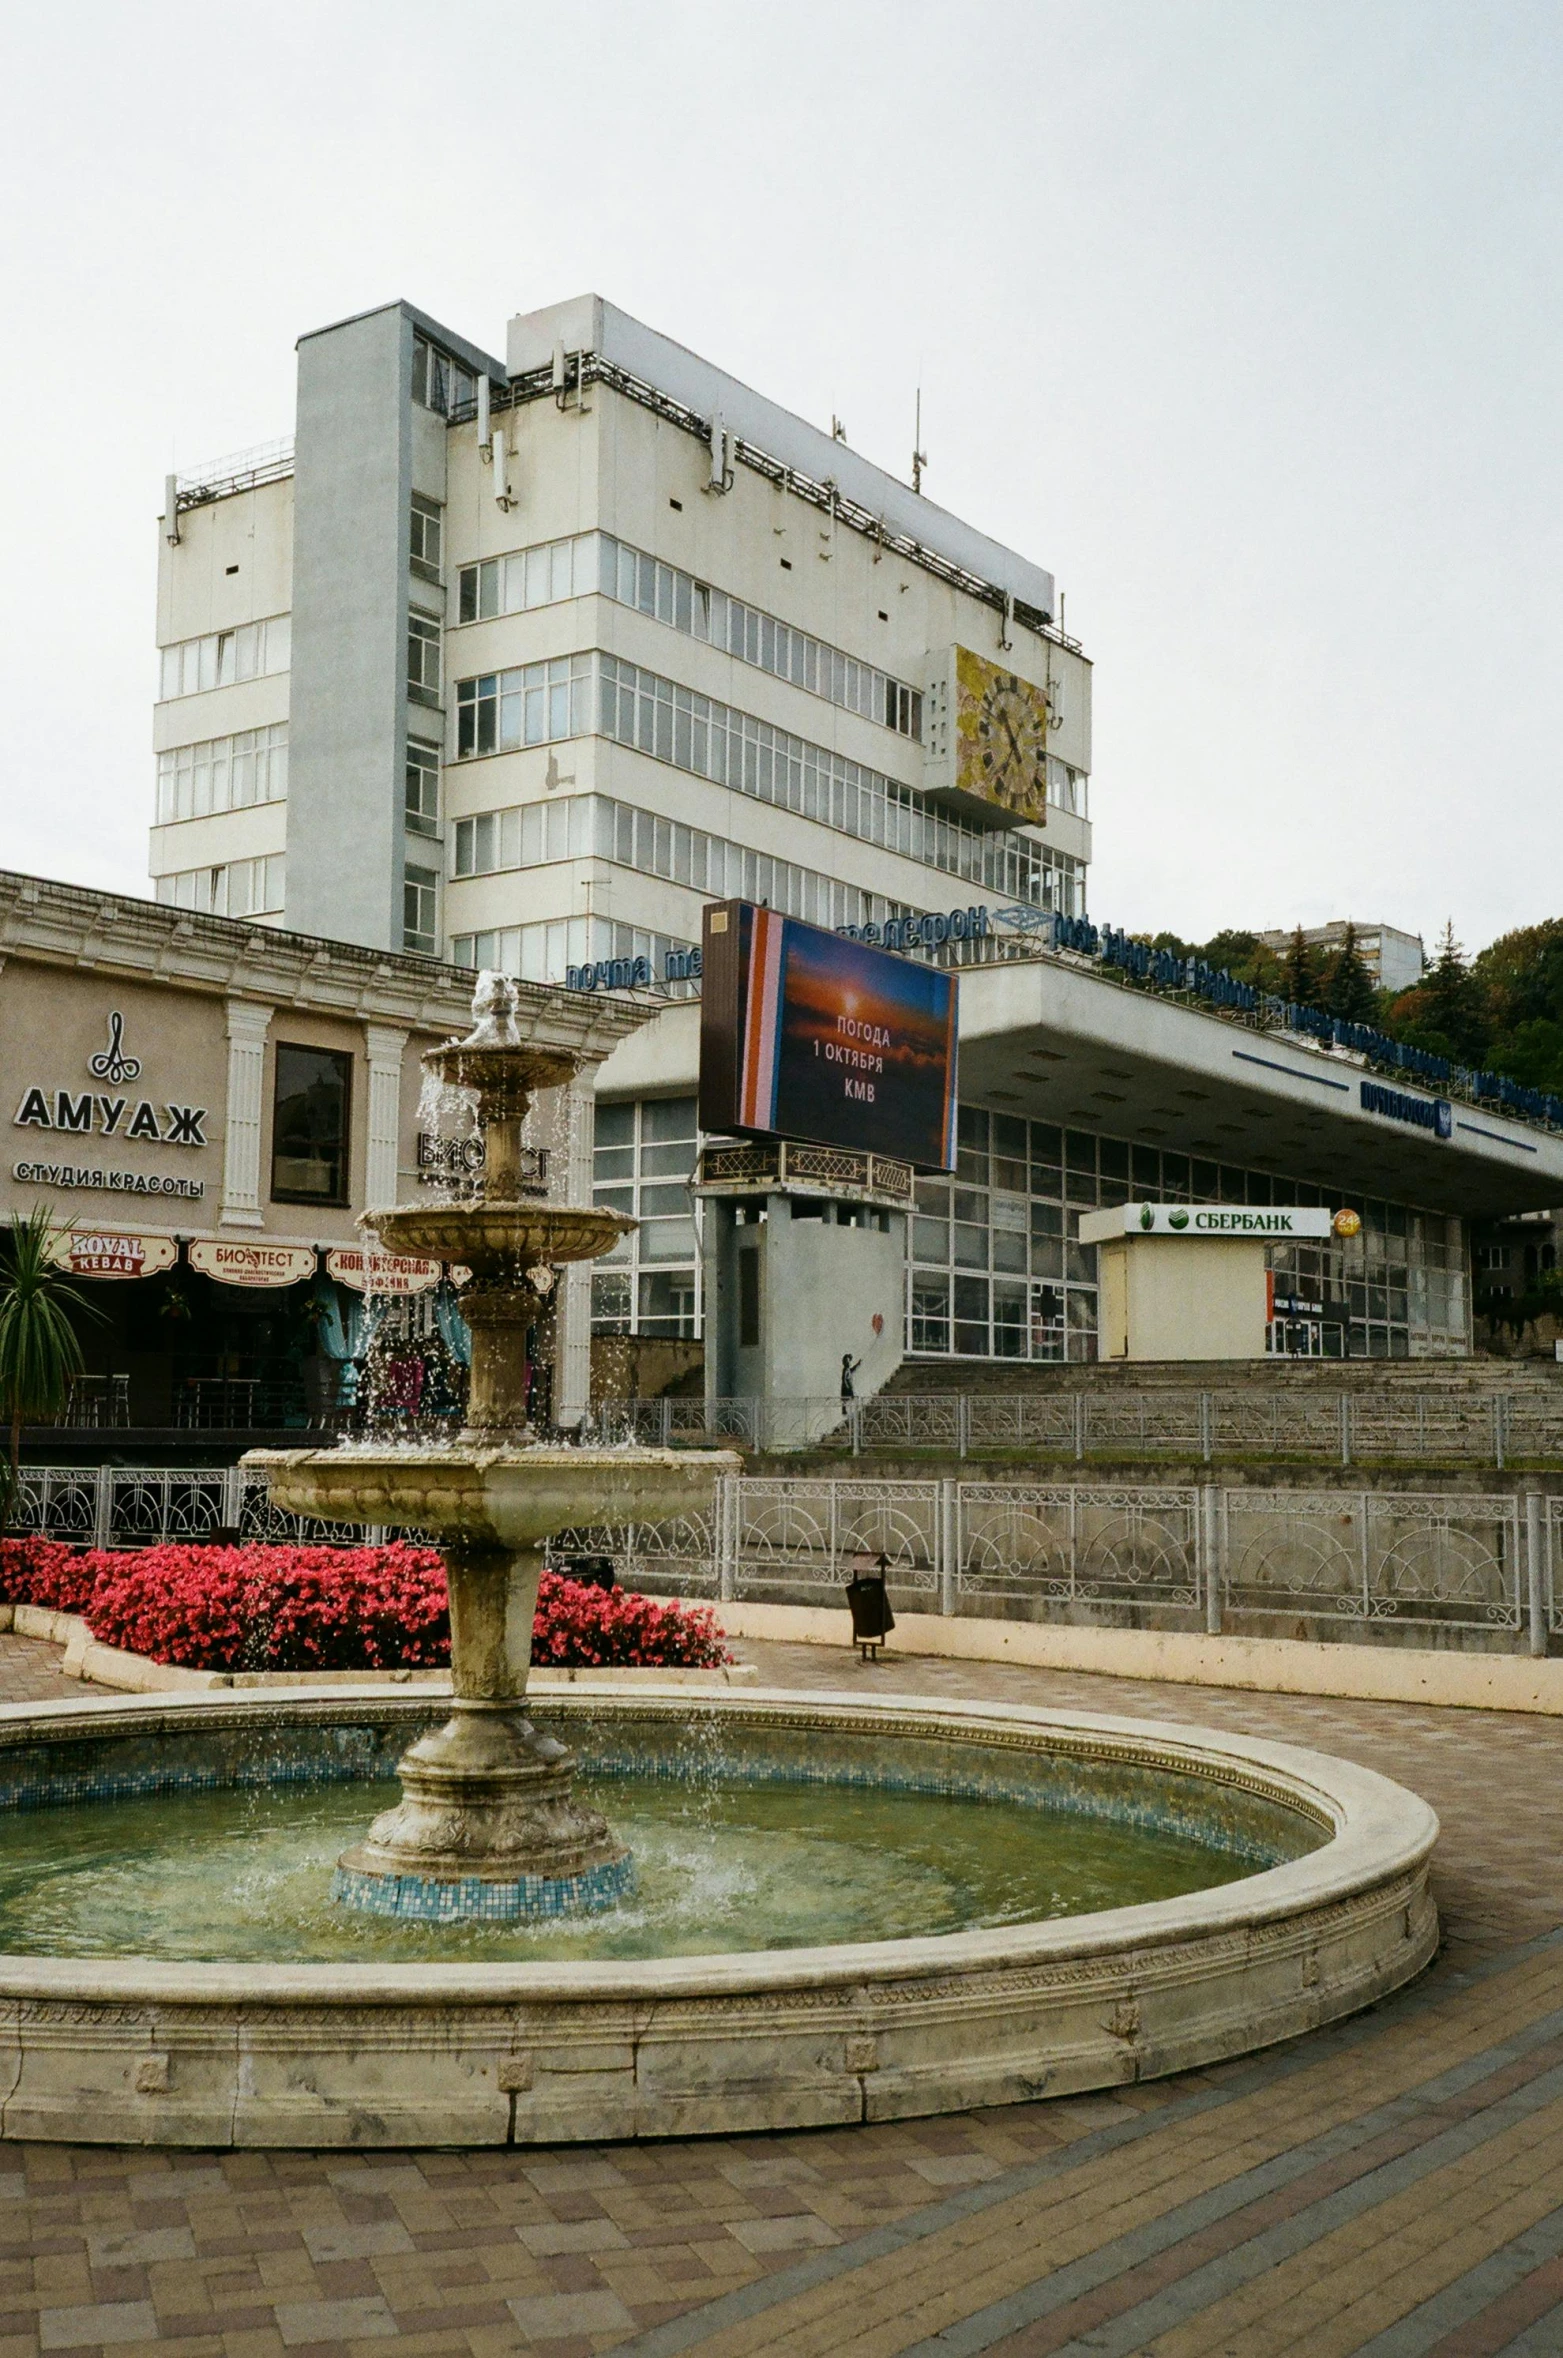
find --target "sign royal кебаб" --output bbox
[11,1009,209,1202]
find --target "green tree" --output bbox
[1325,924,1379,1025]
[0,1211,97,1497]
[1422,922,1489,1064]
[1282,926,1324,1007]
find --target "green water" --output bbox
[0,1777,1268,1963]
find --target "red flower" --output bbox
[0,1537,729,1672]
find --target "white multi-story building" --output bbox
[152,296,1092,984]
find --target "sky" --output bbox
[3,0,1560,959]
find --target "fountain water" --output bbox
[247,973,738,1921]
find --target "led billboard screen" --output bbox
[698,901,958,1170]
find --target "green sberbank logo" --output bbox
[1139,1204,1154,1229]
[1169,1208,1190,1229]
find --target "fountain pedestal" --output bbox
[332,1544,631,1918]
[248,975,738,1920]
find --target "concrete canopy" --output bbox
[956,956,1563,1220]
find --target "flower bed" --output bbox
[0,1538,729,1673]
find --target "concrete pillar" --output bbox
[554,1076,595,1427]
[220,1001,274,1229]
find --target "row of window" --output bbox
[451,916,695,990]
[454,648,1081,913]
[158,615,291,702]
[452,791,906,939]
[154,724,288,825]
[154,854,286,920]
[456,532,923,740]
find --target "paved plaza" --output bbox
[2,1628,1563,2355]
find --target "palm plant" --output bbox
[0,1211,98,1506]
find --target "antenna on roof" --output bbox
[911,388,928,495]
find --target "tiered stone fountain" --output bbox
[248,973,738,1921]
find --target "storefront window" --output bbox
[271,1045,352,1205]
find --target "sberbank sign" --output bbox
[1079,1203,1336,1243]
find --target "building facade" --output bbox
[0,875,637,1447]
[152,296,1092,988]
[1257,921,1426,997]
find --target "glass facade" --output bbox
[450,649,1085,919]
[589,1096,1470,1363]
[590,1096,700,1339]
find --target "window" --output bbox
[455,654,592,756]
[271,1044,351,1205]
[453,531,925,742]
[405,741,439,835]
[590,1097,701,1336]
[156,724,288,823]
[411,335,476,419]
[403,864,438,957]
[154,855,285,919]
[158,615,290,700]
[409,495,443,582]
[407,612,441,706]
[450,790,902,937]
[451,916,697,990]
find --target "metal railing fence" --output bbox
[8,1465,1555,1657]
[591,1388,1563,1467]
[549,1472,1554,1654]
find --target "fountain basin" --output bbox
[0,1685,1437,2147]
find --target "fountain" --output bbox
[246,973,739,1921]
[0,976,1443,2146]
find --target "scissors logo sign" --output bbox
[87,1012,142,1087]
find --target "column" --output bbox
[555,1074,595,1427]
[362,1026,409,1212]
[220,1001,275,1229]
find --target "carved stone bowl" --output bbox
[244,1445,740,1550]
[365,1203,632,1272]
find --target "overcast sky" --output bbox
[3,0,1559,959]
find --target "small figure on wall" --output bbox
[840,1351,862,1402]
[845,1548,895,1664]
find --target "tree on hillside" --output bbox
[1421,922,1489,1064]
[1325,924,1379,1026]
[1282,926,1324,1007]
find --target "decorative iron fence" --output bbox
[556,1474,1553,1652]
[9,1466,1556,1655]
[593,1389,1563,1468]
[11,1467,375,1552]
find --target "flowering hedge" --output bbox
[0,1538,729,1673]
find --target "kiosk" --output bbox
[1081,1203,1340,1363]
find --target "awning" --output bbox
[49,1230,179,1280]
[325,1248,443,1297]
[188,1240,318,1288]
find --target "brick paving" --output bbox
[3,1628,1563,2351]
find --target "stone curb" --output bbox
[716,1599,1563,1716]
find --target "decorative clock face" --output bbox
[953,650,1051,825]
